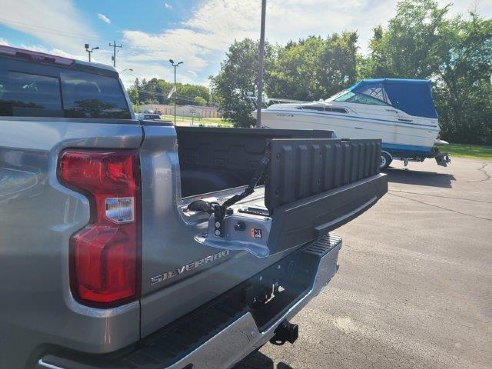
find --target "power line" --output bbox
[109,41,122,68]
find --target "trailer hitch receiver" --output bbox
[270,320,299,345]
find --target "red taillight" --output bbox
[58,150,141,307]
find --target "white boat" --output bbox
[257,79,450,169]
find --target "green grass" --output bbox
[437,143,492,160]
[160,114,234,127]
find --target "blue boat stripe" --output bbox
[382,143,433,154]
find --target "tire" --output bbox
[380,151,392,171]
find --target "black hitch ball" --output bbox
[270,320,299,345]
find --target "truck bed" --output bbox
[176,127,336,197]
[177,128,385,258]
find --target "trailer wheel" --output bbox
[380,151,392,171]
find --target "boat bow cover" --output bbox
[350,78,438,119]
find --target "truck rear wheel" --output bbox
[380,151,392,171]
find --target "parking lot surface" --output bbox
[236,157,492,369]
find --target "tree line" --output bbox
[127,78,211,108]
[210,0,492,145]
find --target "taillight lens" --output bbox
[58,150,141,307]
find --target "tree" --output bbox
[318,32,359,96]
[180,84,210,105]
[267,36,326,101]
[211,34,358,126]
[194,96,207,106]
[267,33,358,101]
[127,78,211,107]
[434,14,492,144]
[367,0,451,78]
[367,0,492,144]
[210,39,275,127]
[127,78,140,104]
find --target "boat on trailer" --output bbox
[257,78,450,170]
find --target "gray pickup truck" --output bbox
[0,46,387,369]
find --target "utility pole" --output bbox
[109,41,122,67]
[256,0,267,128]
[84,43,99,62]
[169,59,183,126]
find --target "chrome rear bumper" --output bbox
[37,235,342,369]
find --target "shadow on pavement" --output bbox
[233,349,294,369]
[386,167,455,188]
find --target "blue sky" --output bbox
[1,0,490,87]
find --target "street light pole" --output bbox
[169,59,183,126]
[256,0,267,128]
[84,44,99,62]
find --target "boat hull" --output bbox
[260,109,439,156]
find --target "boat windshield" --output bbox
[325,79,438,118]
[327,90,390,106]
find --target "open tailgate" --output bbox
[196,137,387,257]
[265,138,386,254]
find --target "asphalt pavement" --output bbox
[236,157,492,369]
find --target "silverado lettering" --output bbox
[150,250,231,285]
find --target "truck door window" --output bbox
[61,71,131,119]
[0,71,63,117]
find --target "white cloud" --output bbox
[97,13,111,24]
[164,3,172,10]
[121,0,385,83]
[122,0,492,86]
[0,0,97,54]
[0,38,10,46]
[122,0,260,84]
